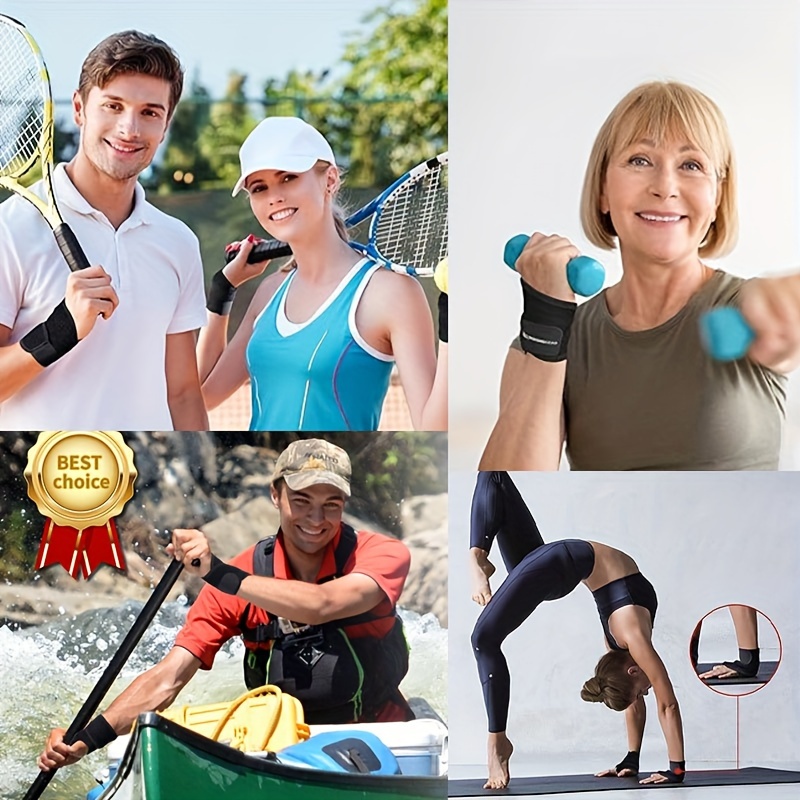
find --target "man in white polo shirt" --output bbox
[0,30,208,430]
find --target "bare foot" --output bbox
[485,731,513,789]
[469,547,496,605]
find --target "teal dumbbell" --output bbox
[699,307,754,361]
[503,234,605,297]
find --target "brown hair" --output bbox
[580,651,636,712]
[580,80,738,259]
[78,30,184,118]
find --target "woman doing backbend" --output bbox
[469,471,684,789]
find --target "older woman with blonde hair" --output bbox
[481,81,795,470]
[469,472,683,789]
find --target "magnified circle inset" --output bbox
[689,604,782,697]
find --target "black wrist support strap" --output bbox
[73,715,117,754]
[615,750,640,774]
[723,647,760,678]
[657,761,686,783]
[19,299,79,367]
[438,292,448,343]
[203,554,248,595]
[519,280,576,362]
[207,270,237,315]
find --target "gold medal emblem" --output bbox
[24,431,137,578]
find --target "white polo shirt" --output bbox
[0,164,207,430]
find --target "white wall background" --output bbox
[697,606,780,665]
[448,471,800,777]
[449,0,800,470]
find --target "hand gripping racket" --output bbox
[227,152,448,278]
[0,15,90,272]
[504,234,605,297]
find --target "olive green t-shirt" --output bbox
[563,270,786,470]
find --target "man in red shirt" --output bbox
[38,439,413,771]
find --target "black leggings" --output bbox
[469,471,544,570]
[469,472,595,732]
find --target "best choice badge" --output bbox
[24,431,137,579]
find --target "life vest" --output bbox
[238,525,409,724]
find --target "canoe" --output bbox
[92,712,447,800]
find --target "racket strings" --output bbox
[374,162,448,275]
[0,23,46,177]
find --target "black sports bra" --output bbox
[592,572,658,651]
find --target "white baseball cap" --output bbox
[231,116,336,197]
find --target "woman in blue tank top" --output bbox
[468,472,684,790]
[197,117,447,431]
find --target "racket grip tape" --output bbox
[504,234,605,297]
[699,307,755,361]
[225,238,293,264]
[54,223,91,272]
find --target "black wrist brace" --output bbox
[438,292,448,343]
[657,761,686,783]
[73,715,117,753]
[207,270,237,315]
[724,648,760,678]
[19,299,79,367]
[615,750,640,775]
[203,554,248,595]
[519,280,576,362]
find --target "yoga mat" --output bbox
[448,767,800,795]
[696,661,779,685]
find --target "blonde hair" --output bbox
[580,81,738,258]
[580,651,636,712]
[280,160,349,272]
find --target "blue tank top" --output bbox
[246,259,394,430]
[592,573,658,651]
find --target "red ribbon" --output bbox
[35,519,126,579]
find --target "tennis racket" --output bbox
[226,152,448,278]
[0,15,90,272]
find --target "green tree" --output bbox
[196,72,259,189]
[159,72,215,192]
[336,0,448,185]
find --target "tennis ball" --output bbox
[434,257,448,294]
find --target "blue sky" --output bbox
[2,0,392,105]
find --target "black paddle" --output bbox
[24,534,199,800]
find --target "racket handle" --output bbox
[225,238,293,264]
[503,234,605,297]
[700,307,755,361]
[54,223,91,272]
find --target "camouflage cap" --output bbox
[271,439,351,496]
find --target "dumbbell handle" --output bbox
[699,307,754,361]
[504,234,605,297]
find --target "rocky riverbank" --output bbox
[0,492,448,630]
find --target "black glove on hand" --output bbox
[615,750,640,775]
[657,761,686,783]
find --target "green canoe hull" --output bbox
[104,713,446,800]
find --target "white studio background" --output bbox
[697,607,781,666]
[449,0,800,470]
[448,471,800,777]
